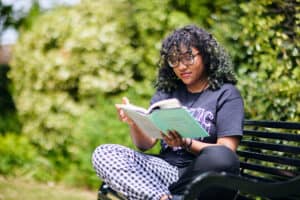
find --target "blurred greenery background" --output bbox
[0,0,299,195]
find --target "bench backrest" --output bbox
[238,120,300,182]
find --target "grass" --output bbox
[0,176,96,200]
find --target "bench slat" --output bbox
[237,150,300,167]
[243,130,300,141]
[240,140,300,154]
[240,162,299,178]
[244,120,300,129]
[240,173,274,183]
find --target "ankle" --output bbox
[160,194,172,200]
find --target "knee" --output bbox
[92,144,120,167]
[195,146,240,173]
[92,144,129,167]
[92,144,110,167]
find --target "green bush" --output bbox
[0,133,36,175]
[0,64,21,134]
[0,132,69,182]
[234,0,300,121]
[10,0,135,154]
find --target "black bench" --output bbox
[97,120,300,200]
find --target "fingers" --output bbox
[168,130,181,141]
[115,104,126,122]
[162,130,184,147]
[115,96,130,120]
[115,97,134,125]
[162,130,176,141]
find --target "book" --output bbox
[117,98,209,139]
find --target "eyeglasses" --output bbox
[167,52,200,68]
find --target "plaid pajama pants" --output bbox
[92,144,179,200]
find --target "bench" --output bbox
[97,120,300,200]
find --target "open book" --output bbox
[118,98,209,139]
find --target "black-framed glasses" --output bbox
[167,52,200,68]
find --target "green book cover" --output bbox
[149,108,209,138]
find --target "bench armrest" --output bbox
[183,171,300,199]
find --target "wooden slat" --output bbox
[237,150,300,167]
[240,140,300,154]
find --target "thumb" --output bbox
[122,97,130,104]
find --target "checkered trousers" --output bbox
[92,144,179,200]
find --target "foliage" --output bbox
[10,0,133,158]
[0,113,21,134]
[0,65,13,111]
[0,132,66,182]
[0,133,36,175]
[234,0,300,121]
[0,64,21,133]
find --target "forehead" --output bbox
[168,45,197,56]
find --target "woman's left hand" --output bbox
[161,130,186,148]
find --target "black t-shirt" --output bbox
[150,83,244,168]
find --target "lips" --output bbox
[180,72,192,79]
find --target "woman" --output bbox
[92,25,244,200]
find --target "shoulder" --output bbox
[215,84,242,99]
[219,83,240,93]
[206,84,243,108]
[150,90,173,105]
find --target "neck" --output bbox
[187,79,209,93]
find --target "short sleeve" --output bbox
[216,86,244,138]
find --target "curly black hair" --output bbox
[155,24,237,92]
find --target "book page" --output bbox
[117,103,148,114]
[121,109,163,139]
[147,98,181,114]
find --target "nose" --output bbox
[177,61,188,70]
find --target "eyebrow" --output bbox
[168,50,191,56]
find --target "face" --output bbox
[169,47,207,92]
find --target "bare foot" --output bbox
[160,194,172,200]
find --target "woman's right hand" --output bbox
[115,97,135,126]
[116,97,157,150]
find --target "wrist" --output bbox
[128,120,136,127]
[183,138,193,151]
[181,138,193,151]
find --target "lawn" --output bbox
[0,176,96,200]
